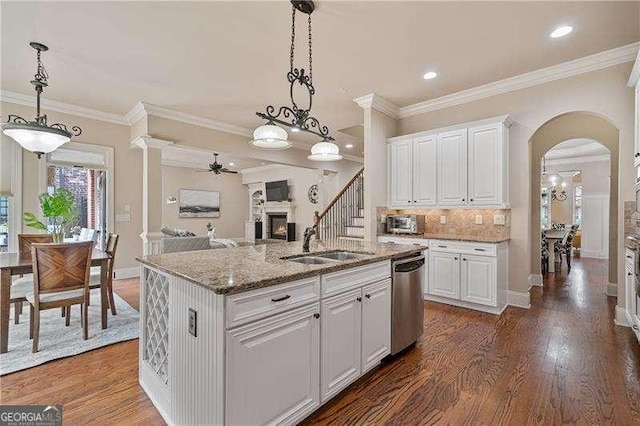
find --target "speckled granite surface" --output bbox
[379,233,510,243]
[136,239,425,294]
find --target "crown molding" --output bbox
[545,154,610,166]
[131,135,174,150]
[0,90,129,125]
[353,93,400,119]
[399,42,640,119]
[627,46,640,87]
[546,141,610,159]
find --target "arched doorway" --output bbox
[529,111,619,288]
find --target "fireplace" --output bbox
[267,214,296,241]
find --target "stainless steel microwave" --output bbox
[386,214,426,234]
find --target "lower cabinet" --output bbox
[226,303,321,425]
[426,240,507,314]
[321,279,391,402]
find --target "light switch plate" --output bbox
[124,204,131,212]
[494,214,506,225]
[475,215,483,225]
[188,308,197,337]
[440,215,446,224]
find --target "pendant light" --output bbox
[252,0,342,161]
[1,42,82,159]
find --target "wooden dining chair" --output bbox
[89,233,119,315]
[10,234,54,324]
[27,241,94,353]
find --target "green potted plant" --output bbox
[23,188,77,243]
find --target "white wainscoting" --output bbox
[581,194,609,259]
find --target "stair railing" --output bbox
[314,167,364,240]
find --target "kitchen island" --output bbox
[136,239,425,425]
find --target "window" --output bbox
[0,196,8,252]
[574,185,582,226]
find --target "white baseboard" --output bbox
[615,305,630,327]
[230,237,245,243]
[606,282,617,297]
[508,289,531,309]
[528,274,543,286]
[581,250,608,259]
[114,266,140,280]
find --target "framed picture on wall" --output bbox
[179,189,220,218]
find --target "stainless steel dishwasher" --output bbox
[391,253,425,355]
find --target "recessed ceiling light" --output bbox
[345,144,353,149]
[229,162,235,166]
[423,71,438,80]
[550,26,573,38]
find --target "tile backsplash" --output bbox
[377,207,511,240]
[624,201,636,237]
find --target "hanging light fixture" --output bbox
[541,157,567,202]
[252,0,342,161]
[2,42,81,159]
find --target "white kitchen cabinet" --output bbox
[361,279,392,374]
[427,240,508,314]
[437,129,468,206]
[320,289,362,402]
[468,122,507,206]
[413,135,438,206]
[428,251,460,299]
[226,304,320,425]
[388,138,413,207]
[460,254,496,306]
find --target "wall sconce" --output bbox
[166,195,177,204]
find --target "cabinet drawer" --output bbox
[378,236,430,248]
[429,239,497,256]
[321,261,391,298]
[225,277,320,329]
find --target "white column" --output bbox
[354,94,399,241]
[131,136,174,255]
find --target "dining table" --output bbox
[544,229,568,273]
[0,248,111,354]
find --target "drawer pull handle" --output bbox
[628,272,633,276]
[438,245,447,248]
[627,255,633,259]
[474,248,486,252]
[633,324,639,331]
[357,297,362,302]
[454,257,458,260]
[463,258,467,261]
[365,294,371,299]
[271,295,291,302]
[314,313,320,319]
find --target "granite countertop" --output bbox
[625,235,639,251]
[136,239,425,295]
[379,233,510,244]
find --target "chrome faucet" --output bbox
[302,225,317,253]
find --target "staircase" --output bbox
[314,168,365,240]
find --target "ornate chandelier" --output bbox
[2,42,82,159]
[252,0,342,161]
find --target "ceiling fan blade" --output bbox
[221,169,239,174]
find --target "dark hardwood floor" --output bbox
[1,258,639,425]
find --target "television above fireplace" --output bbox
[266,180,289,202]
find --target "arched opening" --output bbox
[529,111,619,288]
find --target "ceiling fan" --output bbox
[201,153,238,175]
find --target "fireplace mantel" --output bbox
[264,201,296,223]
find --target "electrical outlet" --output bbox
[475,215,483,225]
[124,204,131,212]
[440,215,446,224]
[188,308,197,337]
[494,214,506,225]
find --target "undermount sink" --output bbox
[286,256,337,265]
[315,251,369,261]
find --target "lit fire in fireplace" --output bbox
[275,225,287,236]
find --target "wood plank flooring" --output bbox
[1,258,639,425]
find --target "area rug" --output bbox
[0,290,139,375]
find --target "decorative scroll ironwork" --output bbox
[255,0,334,142]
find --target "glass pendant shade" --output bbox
[307,141,343,162]
[2,124,71,156]
[249,124,292,150]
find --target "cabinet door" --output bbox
[468,123,503,206]
[428,251,460,299]
[413,135,437,206]
[437,129,468,206]
[634,87,640,167]
[460,254,496,306]
[321,289,362,402]
[226,304,320,426]
[388,139,413,207]
[361,279,391,374]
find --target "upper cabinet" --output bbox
[388,115,511,209]
[388,134,437,208]
[631,51,640,167]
